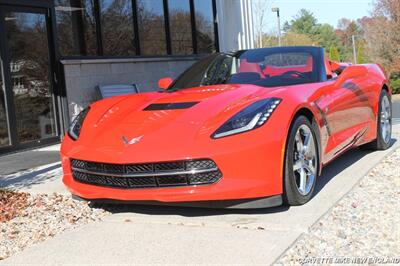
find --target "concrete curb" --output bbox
[273,133,400,264]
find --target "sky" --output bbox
[262,0,374,32]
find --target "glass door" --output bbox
[0,6,59,151]
[0,49,10,147]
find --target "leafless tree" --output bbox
[253,0,272,48]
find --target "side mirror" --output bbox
[335,66,367,88]
[158,77,173,90]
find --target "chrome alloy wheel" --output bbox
[380,95,392,144]
[293,125,317,196]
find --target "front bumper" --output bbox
[61,130,285,204]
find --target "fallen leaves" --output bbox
[0,190,29,223]
[0,193,109,260]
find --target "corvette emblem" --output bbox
[122,135,143,146]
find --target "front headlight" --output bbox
[212,98,281,138]
[68,107,90,140]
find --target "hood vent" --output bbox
[143,102,199,111]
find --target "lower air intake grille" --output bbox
[70,159,222,189]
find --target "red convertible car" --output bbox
[61,46,392,208]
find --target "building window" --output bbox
[168,0,192,55]
[55,0,98,56]
[54,0,217,57]
[194,0,215,53]
[137,0,167,55]
[100,0,136,56]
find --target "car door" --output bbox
[313,81,340,163]
[325,72,372,156]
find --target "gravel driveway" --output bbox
[277,147,400,265]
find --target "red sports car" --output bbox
[61,46,392,208]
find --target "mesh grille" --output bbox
[127,176,157,188]
[103,164,124,174]
[188,171,222,185]
[70,159,222,189]
[86,162,103,172]
[154,162,185,172]
[126,164,153,173]
[187,160,216,170]
[157,175,187,186]
[71,159,86,169]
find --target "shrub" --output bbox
[390,75,400,94]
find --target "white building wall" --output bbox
[216,0,254,51]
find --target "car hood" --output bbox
[77,84,285,156]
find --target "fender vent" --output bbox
[143,102,199,111]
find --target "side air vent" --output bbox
[143,102,199,111]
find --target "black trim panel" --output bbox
[72,194,283,209]
[143,102,199,111]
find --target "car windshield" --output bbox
[169,49,319,91]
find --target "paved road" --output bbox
[0,145,60,176]
[2,124,399,265]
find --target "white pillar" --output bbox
[216,0,255,51]
[244,0,255,49]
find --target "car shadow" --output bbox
[0,163,62,190]
[94,137,397,217]
[0,150,60,176]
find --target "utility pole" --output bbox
[272,7,281,46]
[352,35,357,64]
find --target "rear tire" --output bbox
[362,90,392,150]
[283,116,319,206]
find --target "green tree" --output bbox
[284,10,341,51]
[329,45,341,61]
[356,41,369,64]
[314,24,340,50]
[285,9,318,35]
[336,19,362,62]
[283,32,314,46]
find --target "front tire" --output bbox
[283,116,319,206]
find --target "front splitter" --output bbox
[72,194,283,209]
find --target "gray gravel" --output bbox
[276,147,400,265]
[0,193,109,260]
